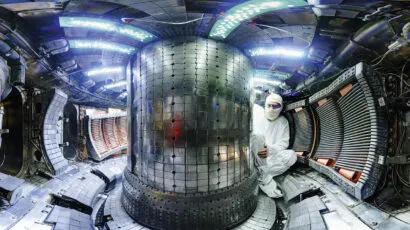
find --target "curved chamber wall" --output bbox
[122,37,258,229]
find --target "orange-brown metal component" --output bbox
[339,83,353,96]
[339,168,362,183]
[317,98,328,106]
[296,151,305,156]
[317,158,330,166]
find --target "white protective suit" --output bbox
[251,94,297,198]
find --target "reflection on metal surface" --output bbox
[122,36,257,229]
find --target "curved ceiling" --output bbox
[0,0,408,107]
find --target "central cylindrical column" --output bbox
[122,36,258,229]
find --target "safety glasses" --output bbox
[266,103,282,109]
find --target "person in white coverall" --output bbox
[251,93,297,198]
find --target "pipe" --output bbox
[320,19,394,77]
[0,40,11,54]
[300,19,396,90]
[0,40,19,60]
[0,40,25,86]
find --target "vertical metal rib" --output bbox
[315,98,344,160]
[292,108,314,152]
[335,84,371,172]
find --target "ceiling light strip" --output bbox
[248,47,305,58]
[68,40,136,54]
[104,80,127,89]
[253,69,292,80]
[59,16,157,42]
[209,0,307,39]
[87,67,123,77]
[251,77,282,86]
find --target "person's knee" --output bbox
[279,149,297,167]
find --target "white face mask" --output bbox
[264,107,281,121]
[264,93,283,121]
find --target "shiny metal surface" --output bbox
[107,185,275,230]
[130,36,254,192]
[315,97,344,160]
[336,83,372,172]
[308,63,387,200]
[292,108,315,153]
[123,36,257,229]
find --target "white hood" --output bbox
[264,93,283,121]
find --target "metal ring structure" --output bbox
[122,170,259,229]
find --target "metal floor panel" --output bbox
[1,155,409,230]
[0,198,35,230]
[45,205,93,230]
[233,195,276,230]
[276,174,315,202]
[286,195,327,230]
[8,201,53,230]
[53,173,105,210]
[293,166,410,230]
[91,166,123,192]
[92,164,124,183]
[0,172,26,205]
[0,172,25,192]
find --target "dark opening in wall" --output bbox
[63,103,79,160]
[0,87,26,176]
